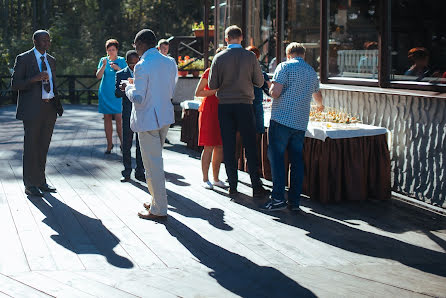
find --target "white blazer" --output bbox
[125,48,178,132]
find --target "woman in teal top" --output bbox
[96,39,127,153]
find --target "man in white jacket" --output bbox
[123,29,178,220]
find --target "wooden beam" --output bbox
[241,0,247,47]
[378,0,390,87]
[204,0,210,69]
[320,0,329,83]
[275,0,282,64]
[214,0,219,52]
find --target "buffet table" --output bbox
[180,100,391,202]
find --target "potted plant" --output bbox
[188,59,204,77]
[192,22,215,38]
[177,56,192,77]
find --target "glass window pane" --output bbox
[328,0,379,81]
[245,0,276,72]
[284,0,321,73]
[391,0,446,85]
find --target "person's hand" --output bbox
[110,62,120,71]
[32,71,49,82]
[127,78,134,84]
[119,80,127,91]
[316,104,325,112]
[102,58,107,67]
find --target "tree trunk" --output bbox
[16,0,21,38]
[32,0,37,31]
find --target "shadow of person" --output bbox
[28,194,133,269]
[273,209,446,277]
[165,171,191,186]
[167,189,232,231]
[164,215,316,297]
[301,198,446,235]
[128,179,232,231]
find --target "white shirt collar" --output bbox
[227,43,243,49]
[33,47,47,60]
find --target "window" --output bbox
[328,0,379,82]
[390,0,446,86]
[284,0,321,72]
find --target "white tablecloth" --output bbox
[263,109,388,141]
[181,100,388,142]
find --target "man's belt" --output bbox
[42,98,54,103]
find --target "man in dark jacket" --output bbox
[208,25,268,197]
[115,50,145,182]
[11,30,63,197]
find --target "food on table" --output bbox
[309,106,361,124]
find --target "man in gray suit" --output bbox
[11,30,63,197]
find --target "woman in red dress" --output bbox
[195,67,228,190]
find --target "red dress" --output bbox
[198,68,222,146]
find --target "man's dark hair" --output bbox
[126,50,139,61]
[32,30,50,41]
[225,25,242,41]
[134,29,157,49]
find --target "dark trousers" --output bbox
[22,102,57,187]
[122,102,144,178]
[218,103,262,190]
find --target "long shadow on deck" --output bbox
[236,199,446,278]
[29,194,133,269]
[165,215,315,298]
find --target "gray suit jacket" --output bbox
[11,49,62,120]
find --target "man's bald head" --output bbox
[33,30,51,53]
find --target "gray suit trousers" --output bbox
[22,102,57,187]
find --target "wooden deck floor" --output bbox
[0,104,445,297]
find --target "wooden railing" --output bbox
[0,75,100,105]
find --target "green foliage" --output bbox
[0,0,204,75]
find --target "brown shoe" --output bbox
[143,202,151,209]
[138,209,167,220]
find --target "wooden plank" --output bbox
[37,271,138,298]
[1,162,57,271]
[43,163,134,270]
[51,160,162,269]
[0,273,51,298]
[0,173,29,274]
[9,272,95,298]
[71,160,205,271]
[7,162,85,272]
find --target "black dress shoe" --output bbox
[228,187,239,196]
[25,186,44,197]
[253,186,270,198]
[120,176,130,183]
[39,183,57,193]
[135,175,145,182]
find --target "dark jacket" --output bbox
[208,47,264,104]
[115,66,133,110]
[11,49,63,120]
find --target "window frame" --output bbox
[318,0,446,93]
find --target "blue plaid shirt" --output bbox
[271,57,320,131]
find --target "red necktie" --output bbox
[40,56,51,93]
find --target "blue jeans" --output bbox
[268,120,305,207]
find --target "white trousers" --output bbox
[137,125,169,216]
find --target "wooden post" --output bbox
[275,0,282,64]
[378,0,390,87]
[241,0,247,48]
[204,0,210,69]
[214,0,219,52]
[68,76,76,104]
[320,0,329,83]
